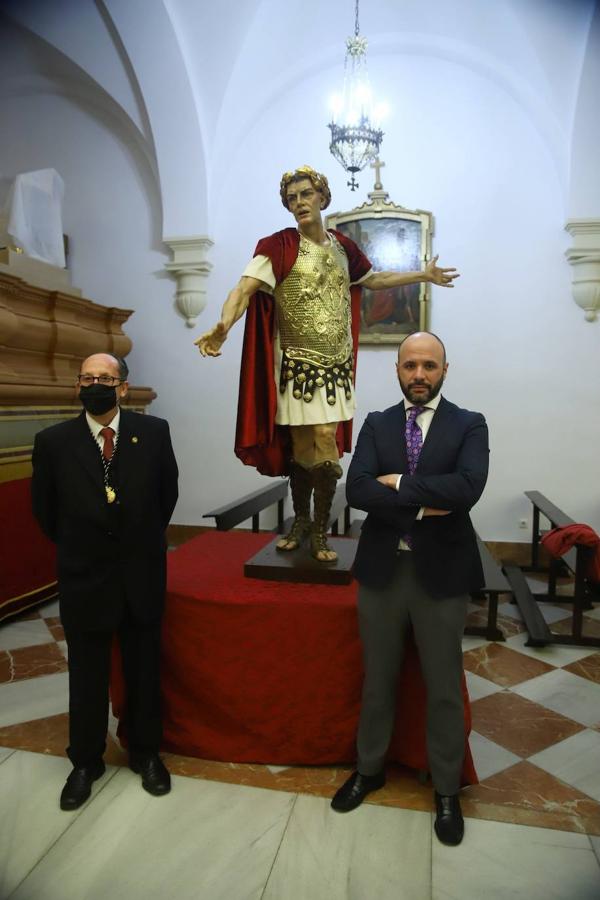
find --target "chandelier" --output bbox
[328,0,386,191]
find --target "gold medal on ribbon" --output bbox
[105,485,116,504]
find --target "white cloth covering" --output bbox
[0,168,66,267]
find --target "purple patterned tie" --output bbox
[405,406,425,474]
[403,406,425,549]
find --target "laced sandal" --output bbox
[276,461,313,552]
[310,527,338,562]
[276,516,312,551]
[310,459,342,563]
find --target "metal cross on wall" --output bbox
[370,158,385,189]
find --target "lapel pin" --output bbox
[132,436,139,443]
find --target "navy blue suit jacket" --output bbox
[347,396,489,598]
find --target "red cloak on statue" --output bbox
[234,227,372,476]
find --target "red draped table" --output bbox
[111,531,477,784]
[0,478,57,622]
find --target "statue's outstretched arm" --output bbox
[194,275,264,357]
[362,256,459,291]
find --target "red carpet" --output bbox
[111,531,477,784]
[0,478,57,621]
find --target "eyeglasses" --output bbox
[77,375,123,386]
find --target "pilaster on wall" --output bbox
[164,235,214,328]
[565,219,600,322]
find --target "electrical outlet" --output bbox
[518,518,528,529]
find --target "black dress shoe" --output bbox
[60,761,105,810]
[331,770,386,812]
[130,754,171,796]
[434,792,464,845]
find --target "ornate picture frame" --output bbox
[326,177,433,344]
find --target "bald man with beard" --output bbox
[331,332,489,847]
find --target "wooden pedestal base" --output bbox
[244,535,357,585]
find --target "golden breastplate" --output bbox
[274,235,352,368]
[275,235,354,405]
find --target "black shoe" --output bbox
[129,753,171,796]
[60,761,105,810]
[434,792,464,845]
[331,770,386,812]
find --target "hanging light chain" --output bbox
[328,0,385,190]
[348,0,366,52]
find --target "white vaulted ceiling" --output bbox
[1,0,597,234]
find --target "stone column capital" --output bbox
[164,235,214,327]
[565,218,600,322]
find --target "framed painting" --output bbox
[326,189,433,344]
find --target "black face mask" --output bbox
[79,384,118,416]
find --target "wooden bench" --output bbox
[465,535,511,642]
[203,480,288,533]
[502,563,551,647]
[525,490,576,578]
[502,491,599,648]
[525,490,595,606]
[328,483,352,535]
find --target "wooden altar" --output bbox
[0,250,155,621]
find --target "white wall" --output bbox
[569,0,600,214]
[1,0,599,540]
[0,21,199,523]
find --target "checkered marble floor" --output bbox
[1,584,600,899]
[1,580,600,840]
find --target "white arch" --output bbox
[101,0,209,236]
[568,0,600,215]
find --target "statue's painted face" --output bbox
[285,179,324,231]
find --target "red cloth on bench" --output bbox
[542,524,600,582]
[110,531,477,784]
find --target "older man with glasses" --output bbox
[31,353,179,810]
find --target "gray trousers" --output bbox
[356,552,468,795]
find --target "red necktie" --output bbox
[99,427,115,461]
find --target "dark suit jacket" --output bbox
[31,409,179,632]
[347,397,489,598]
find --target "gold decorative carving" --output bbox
[0,270,155,407]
